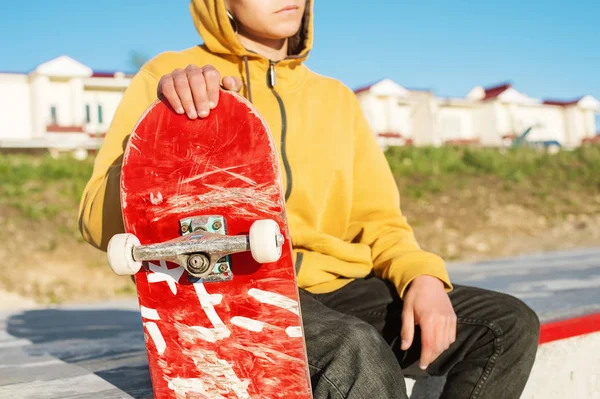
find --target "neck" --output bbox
[237,31,288,61]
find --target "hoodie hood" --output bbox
[190,0,313,63]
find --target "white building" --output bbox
[1,56,598,155]
[356,79,600,149]
[0,55,132,158]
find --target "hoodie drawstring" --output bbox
[242,55,253,104]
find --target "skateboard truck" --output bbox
[107,217,284,280]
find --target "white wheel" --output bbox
[107,233,143,275]
[249,219,283,263]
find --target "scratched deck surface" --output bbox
[0,247,598,398]
[120,92,310,398]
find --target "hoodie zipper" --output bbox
[267,61,293,202]
[268,61,303,273]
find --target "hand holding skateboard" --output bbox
[157,64,243,119]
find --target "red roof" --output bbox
[542,98,582,107]
[354,82,377,94]
[46,124,85,133]
[482,83,511,100]
[378,132,403,139]
[92,71,121,78]
[92,71,133,78]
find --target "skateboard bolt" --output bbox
[187,254,210,275]
[218,263,228,273]
[181,223,190,234]
[275,234,284,247]
[212,221,222,231]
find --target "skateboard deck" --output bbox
[108,91,312,398]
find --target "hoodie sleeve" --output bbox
[78,67,160,251]
[346,96,453,298]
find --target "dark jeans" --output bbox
[300,276,540,399]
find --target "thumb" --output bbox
[401,305,415,351]
[222,76,243,92]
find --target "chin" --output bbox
[269,23,303,40]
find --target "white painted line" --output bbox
[231,316,265,332]
[285,326,302,338]
[169,376,250,399]
[0,359,63,369]
[188,283,230,343]
[248,288,299,315]
[140,306,160,320]
[0,338,31,348]
[147,261,185,295]
[509,275,600,292]
[144,322,166,355]
[0,373,128,398]
[507,291,553,299]
[174,348,251,399]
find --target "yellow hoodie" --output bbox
[78,0,452,298]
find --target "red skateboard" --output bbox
[106,91,313,398]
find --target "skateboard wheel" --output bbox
[249,219,283,263]
[107,233,143,276]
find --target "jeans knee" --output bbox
[522,301,540,335]
[331,322,406,398]
[498,293,540,347]
[340,322,392,362]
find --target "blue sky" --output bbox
[2,1,598,109]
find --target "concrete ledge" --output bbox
[522,330,600,399]
[406,313,600,398]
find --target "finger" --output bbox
[449,314,457,345]
[443,317,452,351]
[401,306,415,351]
[186,66,209,118]
[201,65,221,110]
[419,317,435,370]
[172,70,197,119]
[222,76,243,92]
[436,317,447,356]
[158,76,184,115]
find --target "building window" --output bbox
[50,106,57,125]
[85,105,91,123]
[98,105,103,124]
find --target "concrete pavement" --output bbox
[1,247,599,398]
